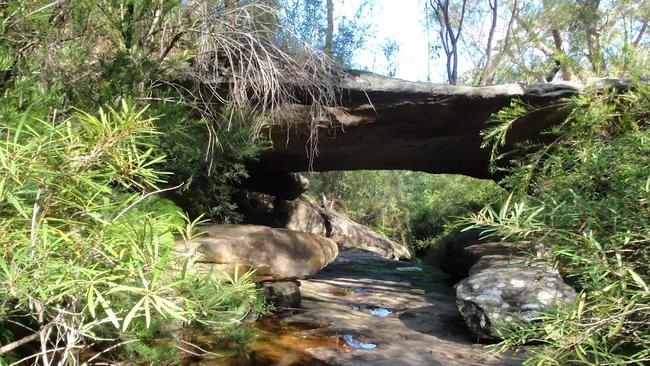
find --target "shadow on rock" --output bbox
[398,305,475,344]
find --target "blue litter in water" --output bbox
[370,308,392,317]
[348,303,394,317]
[341,334,377,350]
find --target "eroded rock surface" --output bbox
[278,198,411,260]
[441,230,528,279]
[468,255,525,276]
[176,224,338,281]
[276,198,328,237]
[456,263,576,340]
[328,211,411,260]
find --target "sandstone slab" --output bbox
[328,212,411,260]
[277,198,411,260]
[257,71,586,178]
[177,224,338,281]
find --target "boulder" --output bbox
[261,281,301,309]
[231,194,411,260]
[275,198,411,260]
[456,262,576,340]
[176,224,338,282]
[275,198,328,237]
[468,255,525,276]
[328,212,411,260]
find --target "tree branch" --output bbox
[0,324,52,356]
[633,22,647,46]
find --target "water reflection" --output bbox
[184,317,341,366]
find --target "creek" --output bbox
[186,250,522,366]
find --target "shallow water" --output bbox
[184,318,342,366]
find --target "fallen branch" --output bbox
[0,323,52,356]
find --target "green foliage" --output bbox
[0,102,264,364]
[0,0,284,222]
[306,171,504,253]
[157,106,270,222]
[117,319,179,365]
[466,84,650,365]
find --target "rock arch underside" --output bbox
[254,71,603,181]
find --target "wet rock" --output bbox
[262,281,301,309]
[456,262,576,340]
[176,224,338,282]
[340,334,377,350]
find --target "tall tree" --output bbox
[477,0,518,85]
[581,0,604,74]
[433,0,649,84]
[278,0,372,66]
[324,0,334,54]
[429,0,468,84]
[382,39,400,77]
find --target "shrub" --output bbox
[306,171,504,253]
[466,84,650,365]
[0,102,264,364]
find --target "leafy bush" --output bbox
[155,105,270,222]
[466,84,650,365]
[0,102,264,364]
[306,171,504,253]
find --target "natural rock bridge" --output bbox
[258,72,590,176]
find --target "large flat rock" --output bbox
[176,224,338,281]
[258,71,586,178]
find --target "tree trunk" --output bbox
[478,0,498,86]
[551,28,574,80]
[430,0,467,85]
[324,0,334,55]
[633,22,647,46]
[478,0,517,86]
[584,0,604,74]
